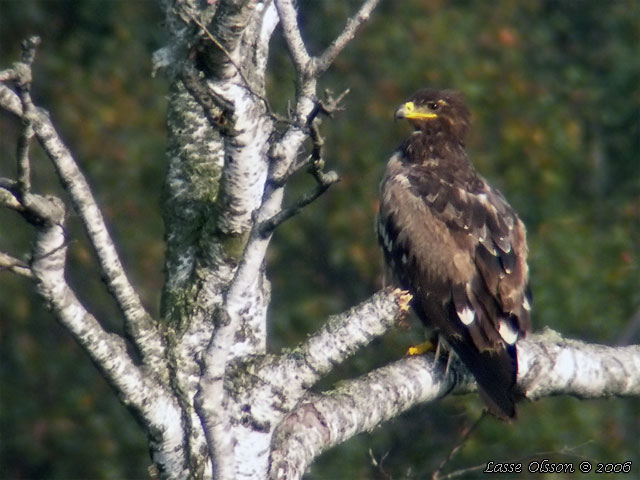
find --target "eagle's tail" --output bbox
[445,334,520,420]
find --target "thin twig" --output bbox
[259,90,346,236]
[15,91,35,197]
[314,0,381,75]
[20,36,41,65]
[368,448,392,480]
[258,170,339,237]
[431,412,487,480]
[270,89,349,187]
[185,8,275,116]
[616,308,640,346]
[0,251,33,278]
[306,88,350,126]
[180,64,236,134]
[435,441,597,480]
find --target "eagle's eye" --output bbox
[427,101,439,111]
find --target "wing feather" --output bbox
[404,163,529,339]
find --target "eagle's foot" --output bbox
[406,340,434,356]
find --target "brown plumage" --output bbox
[377,89,531,419]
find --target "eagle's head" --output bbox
[394,89,470,141]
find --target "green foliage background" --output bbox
[1,1,638,478]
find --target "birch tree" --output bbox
[1,2,638,479]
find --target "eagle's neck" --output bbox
[402,130,470,170]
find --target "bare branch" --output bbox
[269,355,459,480]
[314,0,381,75]
[268,94,342,187]
[431,413,487,480]
[260,89,349,235]
[258,169,338,237]
[22,192,186,475]
[269,333,640,478]
[253,289,411,412]
[0,47,167,380]
[307,88,350,122]
[20,35,41,65]
[16,113,33,194]
[276,0,380,77]
[295,289,411,374]
[518,329,640,399]
[7,37,39,197]
[0,183,22,210]
[275,0,312,74]
[0,83,23,115]
[0,251,33,278]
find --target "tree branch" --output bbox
[431,413,487,480]
[274,0,312,75]
[518,329,640,399]
[268,332,640,479]
[258,169,338,237]
[201,15,386,472]
[0,49,167,380]
[19,189,187,476]
[0,182,22,210]
[0,250,33,278]
[269,355,460,480]
[14,37,39,196]
[261,89,348,235]
[313,0,381,76]
[0,82,23,116]
[252,289,411,414]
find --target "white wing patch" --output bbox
[458,307,475,325]
[498,319,519,345]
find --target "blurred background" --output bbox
[1,1,638,478]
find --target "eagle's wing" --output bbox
[405,162,530,349]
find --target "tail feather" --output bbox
[415,292,521,419]
[446,334,519,420]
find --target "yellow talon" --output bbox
[407,340,434,356]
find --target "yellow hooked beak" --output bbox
[394,101,438,121]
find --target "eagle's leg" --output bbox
[434,334,444,365]
[444,348,458,378]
